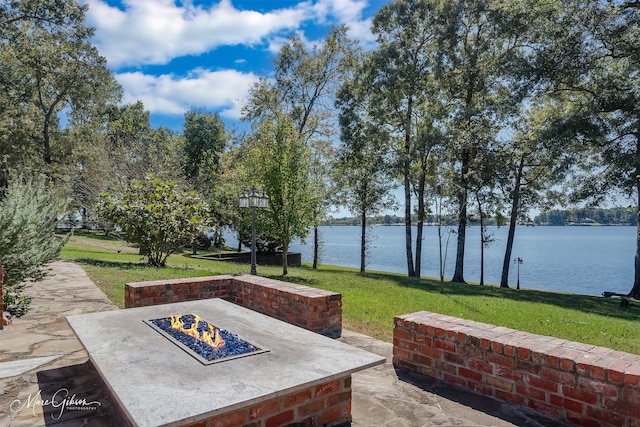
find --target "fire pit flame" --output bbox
[170,314,225,348]
[145,313,269,364]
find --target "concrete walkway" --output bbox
[0,262,566,427]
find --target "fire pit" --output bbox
[144,313,268,364]
[67,298,385,427]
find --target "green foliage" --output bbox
[242,26,357,269]
[0,175,67,315]
[335,71,396,272]
[2,5,120,165]
[244,114,313,275]
[366,0,445,278]
[181,110,230,246]
[527,0,640,296]
[0,0,121,218]
[97,175,211,267]
[182,109,227,183]
[0,0,89,40]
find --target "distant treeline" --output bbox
[323,214,467,226]
[325,207,638,227]
[323,215,406,226]
[533,207,637,226]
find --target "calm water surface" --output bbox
[227,225,636,297]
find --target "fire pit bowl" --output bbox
[144,313,268,364]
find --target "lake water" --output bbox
[226,225,637,297]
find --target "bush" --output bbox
[97,175,211,267]
[0,175,67,315]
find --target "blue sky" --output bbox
[83,0,389,130]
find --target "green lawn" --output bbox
[60,230,640,355]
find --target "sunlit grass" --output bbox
[61,230,640,355]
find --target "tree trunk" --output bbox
[282,243,289,276]
[452,194,467,284]
[43,113,52,164]
[501,158,524,288]
[630,188,640,298]
[477,193,485,286]
[480,229,485,286]
[452,150,469,284]
[81,207,88,229]
[414,173,426,278]
[360,211,367,273]
[438,221,444,282]
[313,224,319,269]
[404,97,415,277]
[627,136,640,298]
[436,191,446,282]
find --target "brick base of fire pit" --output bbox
[67,299,384,427]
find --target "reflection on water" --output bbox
[226,225,635,297]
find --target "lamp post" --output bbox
[514,257,523,290]
[239,186,269,275]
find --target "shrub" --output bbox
[0,175,67,315]
[97,175,211,267]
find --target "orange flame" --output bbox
[170,315,225,348]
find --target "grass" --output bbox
[60,230,640,355]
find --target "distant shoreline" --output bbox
[320,221,636,227]
[323,207,637,227]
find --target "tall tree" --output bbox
[498,100,574,288]
[242,26,357,269]
[531,0,640,298]
[2,12,119,165]
[181,109,228,253]
[434,0,525,283]
[103,102,159,188]
[367,0,441,277]
[244,114,313,275]
[335,75,396,273]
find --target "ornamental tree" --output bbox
[243,114,313,276]
[97,175,210,267]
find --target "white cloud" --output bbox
[84,0,312,67]
[345,17,375,45]
[84,0,377,68]
[83,0,377,126]
[116,68,260,119]
[313,0,368,23]
[310,0,375,44]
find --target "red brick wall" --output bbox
[125,275,342,338]
[393,311,640,427]
[183,376,351,427]
[229,275,342,339]
[125,276,234,308]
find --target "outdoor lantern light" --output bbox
[239,191,249,209]
[239,185,269,275]
[514,257,523,290]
